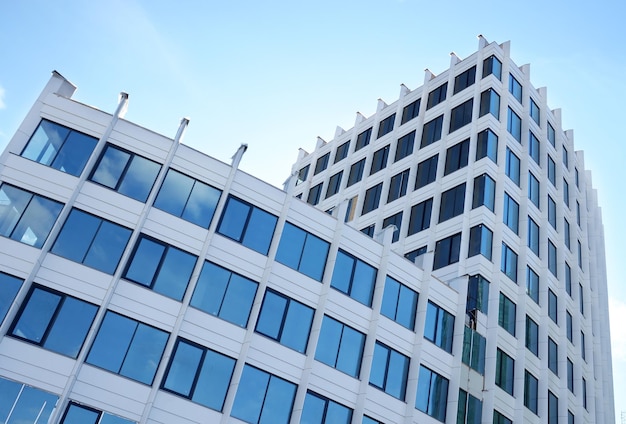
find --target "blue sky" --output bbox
[1,0,625,420]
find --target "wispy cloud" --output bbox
[0,85,5,109]
[610,297,626,361]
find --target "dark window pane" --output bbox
[415,155,438,189]
[0,272,22,325]
[449,99,473,133]
[401,99,421,124]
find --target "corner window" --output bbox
[381,275,418,330]
[0,272,22,325]
[524,370,539,414]
[415,154,438,189]
[315,315,365,377]
[476,128,498,163]
[361,183,383,215]
[462,326,486,374]
[331,249,377,306]
[60,402,135,424]
[0,377,58,423]
[231,365,296,424]
[382,212,402,243]
[255,289,314,353]
[217,196,278,255]
[416,365,449,422]
[449,99,473,133]
[314,152,330,175]
[124,235,197,301]
[468,224,493,260]
[424,301,455,353]
[408,198,433,235]
[325,171,343,199]
[296,165,309,185]
[153,169,221,228]
[501,243,518,283]
[190,261,258,328]
[377,114,396,139]
[525,315,539,357]
[507,107,521,142]
[355,127,372,151]
[369,341,409,400]
[495,348,514,396]
[472,174,495,211]
[426,83,448,109]
[394,131,415,162]
[387,169,410,203]
[444,138,469,175]
[347,158,366,187]
[433,232,461,270]
[438,183,466,223]
[508,74,522,103]
[482,55,502,80]
[503,192,519,234]
[87,311,169,384]
[301,391,352,424]
[498,292,516,336]
[505,148,520,186]
[405,246,426,263]
[275,222,330,281]
[479,89,500,119]
[401,99,421,125]
[370,145,390,175]
[0,183,63,248]
[52,208,132,274]
[420,115,444,147]
[90,144,161,202]
[453,66,476,94]
[21,119,98,176]
[161,338,235,411]
[10,285,97,358]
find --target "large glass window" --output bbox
[369,341,409,400]
[530,99,540,125]
[565,262,572,296]
[508,74,522,103]
[325,171,343,199]
[548,240,558,276]
[438,183,466,223]
[416,365,449,422]
[524,370,539,414]
[124,235,196,301]
[472,174,495,211]
[483,55,502,80]
[361,183,383,215]
[415,154,438,189]
[467,274,489,315]
[503,192,519,234]
[498,293,516,336]
[548,123,556,147]
[314,153,330,175]
[507,107,521,142]
[505,148,520,186]
[529,131,540,165]
[462,326,486,375]
[454,66,476,94]
[424,301,455,353]
[401,99,421,125]
[566,310,573,343]
[407,198,433,235]
[355,128,372,151]
[476,128,498,163]
[296,165,309,185]
[395,131,415,162]
[231,364,296,424]
[548,195,557,228]
[468,224,493,260]
[377,114,396,138]
[10,285,97,358]
[444,139,469,175]
[548,391,558,424]
[0,376,58,423]
[301,391,352,424]
[52,208,131,274]
[479,88,500,119]
[0,272,22,325]
[548,289,558,324]
[308,185,322,209]
[21,119,98,176]
[528,217,540,257]
[495,348,514,395]
[449,99,473,133]
[548,155,556,185]
[387,169,410,203]
[494,410,512,424]
[190,261,258,328]
[420,115,444,147]
[528,172,540,208]
[457,389,482,424]
[525,315,539,356]
[526,266,539,304]
[90,144,161,202]
[255,289,314,353]
[500,243,518,283]
[162,338,235,411]
[347,158,366,187]
[217,196,278,255]
[381,275,418,330]
[87,311,168,384]
[563,178,570,207]
[334,141,350,164]
[427,83,448,109]
[331,250,377,306]
[567,358,574,392]
[433,232,461,270]
[370,145,390,175]
[60,402,135,424]
[564,218,571,250]
[548,337,559,375]
[315,315,365,377]
[153,169,221,228]
[0,183,63,248]
[275,222,330,281]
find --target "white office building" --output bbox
[0,37,614,424]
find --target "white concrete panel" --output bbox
[1,154,77,200]
[0,238,41,276]
[109,281,181,331]
[149,391,223,424]
[144,209,207,251]
[180,309,246,358]
[246,334,306,382]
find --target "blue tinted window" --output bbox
[61,403,136,424]
[476,128,498,163]
[503,193,519,234]
[416,365,449,422]
[231,365,296,424]
[315,315,365,378]
[331,250,377,307]
[301,391,352,424]
[0,272,22,325]
[124,235,197,301]
[471,174,495,212]
[276,222,329,281]
[507,107,521,142]
[21,119,98,176]
[467,274,489,315]
[162,338,235,411]
[217,196,278,255]
[498,292,516,336]
[495,348,515,395]
[468,224,493,260]
[462,326,486,374]
[483,55,502,80]
[369,341,409,400]
[479,89,500,118]
[501,243,518,283]
[505,148,520,186]
[87,311,168,384]
[380,276,418,330]
[153,169,221,228]
[424,301,455,353]
[508,74,522,103]
[10,286,97,358]
[52,209,131,274]
[0,183,63,248]
[90,144,161,202]
[420,115,444,147]
[255,289,314,353]
[191,261,258,327]
[0,376,58,423]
